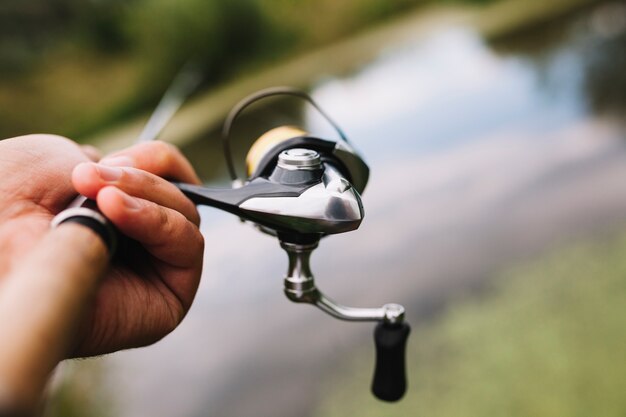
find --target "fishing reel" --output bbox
[177,87,410,402]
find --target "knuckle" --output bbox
[154,206,185,243]
[186,203,201,226]
[153,141,178,161]
[124,167,160,189]
[142,170,161,187]
[157,205,172,233]
[80,145,102,161]
[190,224,204,251]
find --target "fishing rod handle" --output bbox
[51,196,118,255]
[0,222,109,414]
[371,321,411,402]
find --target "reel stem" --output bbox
[281,240,405,324]
[280,239,410,402]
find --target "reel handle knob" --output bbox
[371,321,410,402]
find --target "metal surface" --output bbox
[239,163,364,235]
[50,207,109,229]
[281,241,405,325]
[277,148,322,170]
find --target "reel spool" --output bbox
[223,86,369,196]
[246,126,308,178]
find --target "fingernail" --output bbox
[119,190,141,209]
[100,156,134,167]
[96,164,123,182]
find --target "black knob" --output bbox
[371,321,410,402]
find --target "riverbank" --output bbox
[88,0,599,153]
[313,230,626,417]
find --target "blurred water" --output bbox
[82,3,626,417]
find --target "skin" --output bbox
[0,134,205,357]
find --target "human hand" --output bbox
[0,134,204,357]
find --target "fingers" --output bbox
[72,162,200,225]
[100,141,201,185]
[97,187,204,269]
[1,134,91,212]
[80,145,102,162]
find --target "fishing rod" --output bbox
[137,61,203,143]
[53,84,410,402]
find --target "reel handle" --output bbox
[372,321,410,402]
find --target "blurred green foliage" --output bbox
[1,0,506,139]
[0,0,129,74]
[126,0,275,96]
[44,361,112,417]
[313,233,626,417]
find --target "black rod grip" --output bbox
[53,197,119,256]
[371,321,410,402]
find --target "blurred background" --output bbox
[2,0,626,416]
